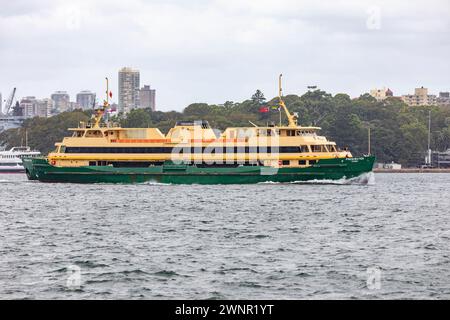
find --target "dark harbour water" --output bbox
[0,173,449,300]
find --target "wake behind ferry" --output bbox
[23,76,375,184]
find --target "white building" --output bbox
[20,97,52,118]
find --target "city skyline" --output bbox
[1,0,449,111]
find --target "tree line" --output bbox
[1,90,450,167]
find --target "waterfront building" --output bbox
[401,87,437,106]
[369,87,393,101]
[118,67,140,113]
[432,149,450,168]
[0,92,2,114]
[76,90,96,110]
[139,85,156,111]
[51,91,70,113]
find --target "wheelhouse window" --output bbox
[286,130,295,136]
[257,129,277,137]
[59,146,66,153]
[72,130,84,137]
[85,130,104,138]
[311,145,327,152]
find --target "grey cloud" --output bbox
[0,0,449,110]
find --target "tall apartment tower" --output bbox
[51,91,70,113]
[118,67,140,113]
[76,90,96,109]
[139,85,156,111]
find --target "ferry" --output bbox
[23,76,375,184]
[0,146,41,173]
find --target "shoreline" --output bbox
[374,168,450,173]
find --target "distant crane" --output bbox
[2,88,16,115]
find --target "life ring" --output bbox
[50,160,56,166]
[278,160,283,166]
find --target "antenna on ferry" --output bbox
[277,74,298,128]
[278,74,283,99]
[93,77,110,128]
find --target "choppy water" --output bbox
[0,173,449,299]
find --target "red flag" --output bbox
[109,91,113,98]
[259,106,269,113]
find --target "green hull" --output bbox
[22,156,375,184]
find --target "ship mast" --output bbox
[278,74,297,127]
[93,77,110,128]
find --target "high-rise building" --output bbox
[35,98,52,117]
[76,90,96,110]
[139,85,156,111]
[401,87,437,106]
[20,97,52,118]
[369,87,393,101]
[118,67,140,113]
[20,96,37,118]
[51,91,70,113]
[0,92,2,114]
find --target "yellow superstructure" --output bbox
[47,75,352,168]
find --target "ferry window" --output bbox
[280,146,299,153]
[89,161,96,166]
[299,160,307,165]
[300,145,309,152]
[60,146,66,153]
[311,145,326,152]
[287,130,295,136]
[282,160,290,165]
[328,145,336,152]
[309,160,317,165]
[85,130,103,138]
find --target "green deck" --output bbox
[22,156,375,184]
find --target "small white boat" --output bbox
[0,147,41,173]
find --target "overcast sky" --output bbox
[0,0,449,111]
